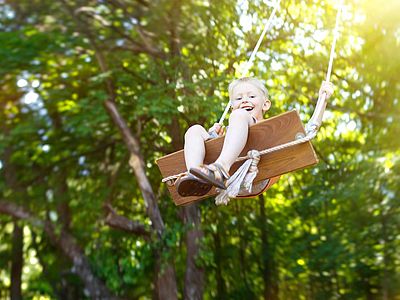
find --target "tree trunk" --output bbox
[10,220,23,300]
[183,204,204,300]
[0,201,119,300]
[153,255,179,300]
[235,202,249,289]
[213,213,226,300]
[259,194,279,300]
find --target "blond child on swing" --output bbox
[176,77,333,197]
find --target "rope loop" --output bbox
[247,149,260,160]
[247,150,260,174]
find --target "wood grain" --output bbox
[156,110,318,205]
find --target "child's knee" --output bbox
[185,124,208,140]
[229,109,252,123]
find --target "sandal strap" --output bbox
[213,163,230,179]
[204,163,229,181]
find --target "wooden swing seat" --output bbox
[156,110,318,206]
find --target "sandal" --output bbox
[189,163,230,190]
[176,174,212,197]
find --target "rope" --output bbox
[217,0,281,125]
[161,128,317,185]
[326,3,342,83]
[239,0,282,79]
[306,4,342,133]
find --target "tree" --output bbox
[1,0,399,299]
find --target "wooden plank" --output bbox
[156,110,318,206]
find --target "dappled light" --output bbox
[0,0,399,299]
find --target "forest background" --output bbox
[0,0,399,299]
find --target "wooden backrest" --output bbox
[156,110,318,206]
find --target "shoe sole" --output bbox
[177,177,212,197]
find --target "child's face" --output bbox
[230,82,271,120]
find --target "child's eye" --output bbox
[236,97,242,101]
[250,95,256,98]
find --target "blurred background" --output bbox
[0,0,399,299]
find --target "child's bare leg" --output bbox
[177,125,213,197]
[184,125,210,170]
[214,109,253,173]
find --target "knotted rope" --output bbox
[215,150,261,205]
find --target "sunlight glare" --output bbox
[32,79,40,88]
[23,91,39,105]
[17,78,28,87]
[240,14,253,32]
[348,120,357,131]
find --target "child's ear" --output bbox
[263,99,271,112]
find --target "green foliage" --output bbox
[0,0,399,299]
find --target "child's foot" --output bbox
[189,163,230,190]
[176,174,212,197]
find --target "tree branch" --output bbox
[0,201,39,224]
[104,204,151,238]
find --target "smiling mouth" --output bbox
[242,106,254,111]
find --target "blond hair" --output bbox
[228,77,269,101]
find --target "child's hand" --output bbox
[208,123,225,136]
[319,81,334,99]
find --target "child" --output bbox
[175,77,269,197]
[176,77,333,197]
